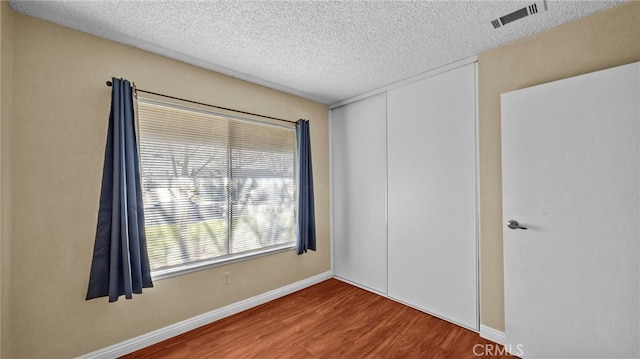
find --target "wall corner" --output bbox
[0,1,14,358]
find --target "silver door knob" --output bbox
[507,220,527,230]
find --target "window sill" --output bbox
[150,243,296,281]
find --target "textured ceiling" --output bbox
[9,0,626,104]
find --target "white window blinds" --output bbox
[137,98,297,276]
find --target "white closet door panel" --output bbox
[332,93,387,293]
[387,63,477,329]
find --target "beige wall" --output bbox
[0,1,13,358]
[7,11,330,359]
[478,2,640,331]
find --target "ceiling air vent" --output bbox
[491,1,546,29]
[529,3,539,14]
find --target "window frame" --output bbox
[136,95,298,280]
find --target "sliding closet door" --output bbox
[332,93,387,294]
[387,63,477,329]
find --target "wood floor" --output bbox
[122,279,513,358]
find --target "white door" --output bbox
[331,93,387,294]
[387,63,478,330]
[502,62,640,358]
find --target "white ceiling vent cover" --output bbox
[491,1,547,29]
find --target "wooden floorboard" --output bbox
[122,279,513,358]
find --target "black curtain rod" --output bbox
[106,80,297,125]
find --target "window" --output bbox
[137,98,297,278]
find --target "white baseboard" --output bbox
[480,324,506,345]
[77,270,333,359]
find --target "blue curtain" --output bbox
[86,78,153,302]
[296,119,316,254]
